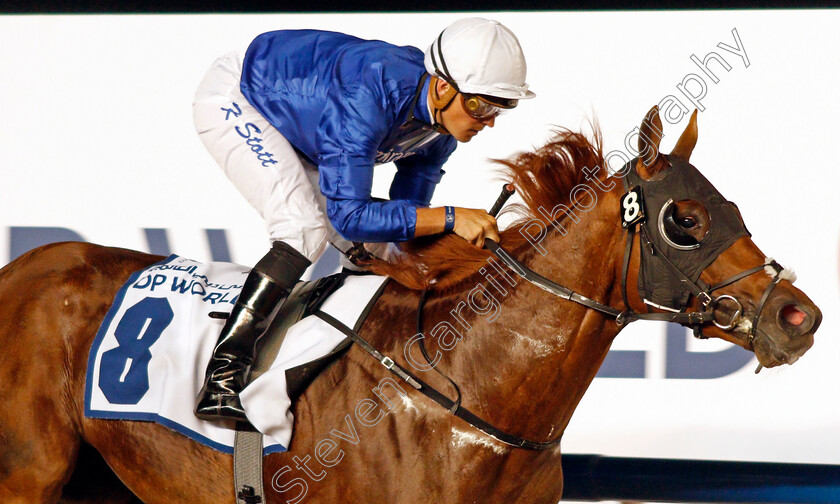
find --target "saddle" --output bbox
[248,269,380,400]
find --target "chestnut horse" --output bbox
[0,107,821,504]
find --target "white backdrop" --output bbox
[1,11,838,465]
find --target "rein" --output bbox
[322,180,788,451]
[480,172,789,364]
[405,182,787,446]
[486,236,784,341]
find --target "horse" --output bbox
[0,106,821,504]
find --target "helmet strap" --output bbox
[429,76,458,110]
[429,76,457,135]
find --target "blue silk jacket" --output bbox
[240,30,458,242]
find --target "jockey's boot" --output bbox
[195,241,310,422]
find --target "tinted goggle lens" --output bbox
[462,94,516,120]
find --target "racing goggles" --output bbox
[461,93,518,121]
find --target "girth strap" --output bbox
[233,425,265,504]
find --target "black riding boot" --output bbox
[195,241,310,422]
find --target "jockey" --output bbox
[192,18,535,422]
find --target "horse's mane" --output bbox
[366,126,607,290]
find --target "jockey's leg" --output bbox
[195,240,310,421]
[192,51,328,421]
[192,51,330,264]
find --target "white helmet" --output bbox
[424,18,535,101]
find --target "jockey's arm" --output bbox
[323,174,500,246]
[322,156,501,246]
[391,151,500,246]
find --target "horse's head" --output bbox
[623,106,821,369]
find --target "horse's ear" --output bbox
[636,105,663,178]
[671,109,699,161]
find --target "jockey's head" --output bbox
[424,18,535,142]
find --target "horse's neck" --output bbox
[435,194,627,441]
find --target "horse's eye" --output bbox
[678,216,696,229]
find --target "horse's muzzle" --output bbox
[752,289,821,368]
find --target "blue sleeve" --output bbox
[317,70,420,242]
[390,138,456,206]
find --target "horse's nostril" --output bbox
[779,304,807,328]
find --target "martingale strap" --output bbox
[313,309,563,451]
[416,289,463,415]
[315,310,422,390]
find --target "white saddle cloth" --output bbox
[85,255,386,454]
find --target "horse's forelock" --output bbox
[367,126,607,290]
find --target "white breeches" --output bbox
[193,52,391,265]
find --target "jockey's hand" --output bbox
[452,207,500,246]
[414,207,500,246]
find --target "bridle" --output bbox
[615,154,790,347]
[454,157,790,447]
[487,156,790,348]
[484,235,785,347]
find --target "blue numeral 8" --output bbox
[99,297,174,404]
